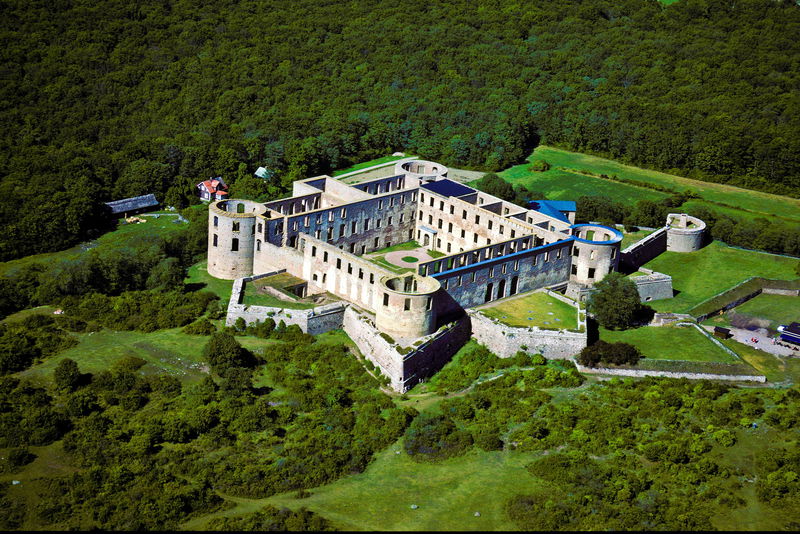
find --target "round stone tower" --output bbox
[208,199,266,280]
[375,273,441,340]
[394,159,448,182]
[569,224,623,285]
[666,213,706,252]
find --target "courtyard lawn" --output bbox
[478,291,578,330]
[369,256,414,274]
[370,240,422,255]
[184,444,549,531]
[600,324,739,363]
[529,146,800,223]
[642,241,799,313]
[731,293,800,330]
[243,273,316,309]
[185,260,234,300]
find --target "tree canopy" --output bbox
[1,0,799,261]
[588,272,643,330]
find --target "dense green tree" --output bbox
[202,332,251,375]
[53,358,81,392]
[588,272,642,330]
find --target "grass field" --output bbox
[333,155,409,177]
[600,324,739,363]
[642,241,799,313]
[1,211,192,277]
[720,338,800,385]
[529,146,800,223]
[186,261,234,300]
[17,327,283,385]
[478,291,578,330]
[492,166,667,204]
[183,444,548,531]
[731,293,800,330]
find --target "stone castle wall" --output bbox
[620,227,668,271]
[468,309,587,359]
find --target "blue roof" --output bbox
[538,200,575,212]
[527,200,573,223]
[420,179,474,198]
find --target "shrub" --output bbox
[54,358,81,391]
[529,159,551,172]
[404,413,473,461]
[7,447,36,469]
[577,341,642,368]
[183,318,217,335]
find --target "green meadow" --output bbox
[733,293,800,330]
[642,241,799,313]
[529,146,800,223]
[184,445,547,531]
[494,166,667,203]
[599,324,739,363]
[0,211,192,277]
[16,327,283,385]
[186,260,234,301]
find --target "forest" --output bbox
[2,0,799,260]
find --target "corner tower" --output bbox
[208,199,266,280]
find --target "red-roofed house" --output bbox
[197,177,229,202]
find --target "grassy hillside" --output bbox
[523,146,800,223]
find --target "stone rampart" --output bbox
[402,316,472,389]
[620,227,668,271]
[574,362,765,383]
[468,310,587,359]
[342,307,406,391]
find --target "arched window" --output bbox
[236,203,245,214]
[213,215,218,227]
[256,240,261,251]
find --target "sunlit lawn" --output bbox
[479,291,578,330]
[600,324,738,363]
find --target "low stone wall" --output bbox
[226,300,346,335]
[343,307,405,390]
[650,313,694,326]
[763,288,800,296]
[574,361,765,383]
[468,310,587,359]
